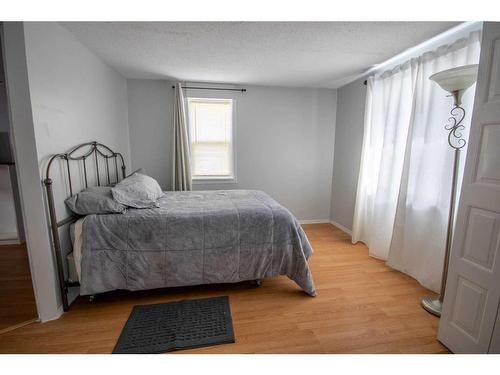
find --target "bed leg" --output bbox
[251,279,262,287]
[89,295,95,302]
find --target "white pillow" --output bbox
[111,173,164,208]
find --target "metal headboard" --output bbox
[43,141,126,311]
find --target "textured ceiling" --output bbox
[61,22,459,88]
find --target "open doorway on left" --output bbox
[0,32,38,334]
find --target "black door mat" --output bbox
[113,296,235,354]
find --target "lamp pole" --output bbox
[421,90,468,317]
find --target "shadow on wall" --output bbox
[330,77,366,231]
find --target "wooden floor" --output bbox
[0,224,448,353]
[0,243,38,332]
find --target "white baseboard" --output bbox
[299,219,331,225]
[0,238,22,245]
[0,318,39,335]
[329,220,353,236]
[41,305,64,323]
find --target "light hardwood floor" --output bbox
[0,243,38,332]
[0,224,448,353]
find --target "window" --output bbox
[187,97,235,181]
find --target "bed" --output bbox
[44,142,316,311]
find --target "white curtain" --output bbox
[352,31,481,292]
[172,82,192,191]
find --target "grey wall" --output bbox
[23,22,131,238]
[0,166,18,240]
[0,48,8,133]
[127,80,173,189]
[0,42,19,241]
[127,81,337,221]
[24,22,131,196]
[330,78,367,231]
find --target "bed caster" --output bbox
[251,279,262,287]
[89,295,95,302]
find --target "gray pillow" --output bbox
[111,173,164,208]
[65,186,126,215]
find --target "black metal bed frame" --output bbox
[43,141,126,311]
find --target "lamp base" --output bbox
[421,295,442,317]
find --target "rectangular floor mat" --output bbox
[113,296,235,354]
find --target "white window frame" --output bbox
[187,97,237,184]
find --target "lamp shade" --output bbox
[429,64,479,93]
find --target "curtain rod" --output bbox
[172,85,246,92]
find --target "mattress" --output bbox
[67,217,85,283]
[77,190,316,296]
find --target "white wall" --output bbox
[128,81,337,221]
[330,78,366,231]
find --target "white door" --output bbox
[438,22,500,353]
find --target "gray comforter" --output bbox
[80,190,316,296]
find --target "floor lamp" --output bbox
[421,64,479,317]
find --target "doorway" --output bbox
[0,31,38,333]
